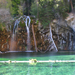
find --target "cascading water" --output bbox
[24,16,31,51]
[10,15,31,51]
[10,19,20,51]
[10,34,17,51]
[13,19,20,34]
[10,15,57,52]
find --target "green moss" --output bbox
[19,21,25,27]
[0,22,5,31]
[30,16,36,24]
[30,16,35,20]
[38,45,41,47]
[36,20,39,25]
[25,46,27,50]
[30,19,34,24]
[6,39,8,42]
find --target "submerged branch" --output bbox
[49,24,58,51]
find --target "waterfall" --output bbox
[10,19,20,51]
[24,16,31,50]
[13,19,20,34]
[10,15,31,51]
[10,34,17,51]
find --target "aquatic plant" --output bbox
[29,59,37,65]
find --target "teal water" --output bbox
[0,51,75,75]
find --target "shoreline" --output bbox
[0,50,75,54]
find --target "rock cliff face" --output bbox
[0,13,75,52]
[51,13,75,51]
[65,13,75,31]
[0,22,51,52]
[38,13,75,51]
[0,29,10,52]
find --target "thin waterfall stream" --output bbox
[10,15,31,51]
[10,34,16,51]
[10,19,20,51]
[24,16,31,51]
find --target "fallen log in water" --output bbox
[0,60,75,64]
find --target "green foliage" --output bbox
[31,1,38,17]
[31,0,69,27]
[36,20,39,25]
[7,0,21,17]
[18,5,23,16]
[72,0,75,8]
[11,0,20,16]
[55,0,69,18]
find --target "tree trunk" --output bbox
[32,24,38,52]
[70,0,73,11]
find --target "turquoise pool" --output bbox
[0,51,75,75]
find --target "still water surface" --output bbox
[0,51,75,75]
